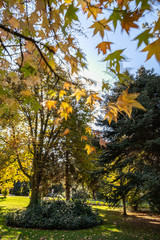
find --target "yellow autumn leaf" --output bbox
[60,102,70,110]
[90,18,111,38]
[84,144,96,155]
[45,100,57,110]
[104,90,146,124]
[81,135,88,141]
[85,126,92,135]
[72,88,86,102]
[60,111,69,120]
[85,4,102,20]
[85,95,92,106]
[104,107,118,125]
[63,82,71,90]
[59,90,66,99]
[96,42,112,54]
[142,39,160,62]
[63,128,70,135]
[20,89,32,97]
[64,0,72,3]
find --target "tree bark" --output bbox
[28,167,41,207]
[65,150,70,201]
[122,195,127,215]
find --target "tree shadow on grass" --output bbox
[0,197,6,202]
[96,207,160,238]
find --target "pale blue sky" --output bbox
[77,8,160,91]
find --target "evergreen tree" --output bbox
[98,67,160,213]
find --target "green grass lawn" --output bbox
[0,196,160,240]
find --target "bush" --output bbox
[6,200,102,230]
[1,188,9,198]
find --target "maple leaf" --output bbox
[84,144,96,155]
[71,88,86,102]
[81,135,88,141]
[121,13,139,34]
[99,137,107,148]
[116,90,146,117]
[60,111,69,120]
[63,128,70,135]
[63,82,71,90]
[65,3,78,25]
[60,102,70,110]
[102,81,110,91]
[154,17,160,32]
[96,41,112,54]
[85,126,92,135]
[134,29,154,48]
[104,90,145,124]
[64,0,72,3]
[103,49,125,73]
[59,90,66,99]
[104,103,118,124]
[45,100,57,110]
[142,39,160,62]
[84,4,102,20]
[109,7,121,30]
[20,89,32,97]
[90,18,111,38]
[77,0,89,11]
[85,93,101,107]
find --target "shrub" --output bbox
[1,188,9,198]
[6,200,102,230]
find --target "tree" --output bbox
[0,0,159,207]
[98,67,160,213]
[0,66,96,205]
[0,0,158,126]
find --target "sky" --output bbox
[76,7,160,91]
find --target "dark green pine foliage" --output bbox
[98,67,160,213]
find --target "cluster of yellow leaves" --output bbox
[84,144,96,155]
[104,90,146,124]
[58,102,73,120]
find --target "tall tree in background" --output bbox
[98,67,160,213]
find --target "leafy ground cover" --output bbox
[0,196,160,240]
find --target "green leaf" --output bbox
[20,63,37,78]
[134,29,154,48]
[103,49,125,62]
[65,3,78,25]
[109,8,122,30]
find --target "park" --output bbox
[0,0,160,239]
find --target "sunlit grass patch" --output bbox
[0,196,160,240]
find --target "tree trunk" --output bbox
[28,170,41,207]
[65,150,70,201]
[92,189,96,200]
[122,195,127,215]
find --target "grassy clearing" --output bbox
[0,196,160,240]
